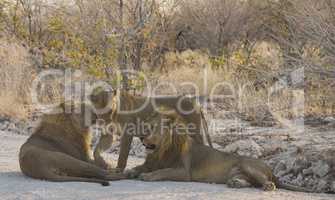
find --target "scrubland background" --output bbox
[0,0,334,122]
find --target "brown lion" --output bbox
[19,91,126,186]
[110,90,212,171]
[132,110,314,193]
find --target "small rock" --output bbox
[293,156,310,174]
[223,139,263,158]
[330,181,335,193]
[305,177,316,188]
[7,123,16,132]
[315,179,328,192]
[277,170,288,178]
[324,117,335,122]
[212,143,224,151]
[274,161,286,175]
[280,174,294,183]
[284,157,296,172]
[296,173,303,183]
[290,173,304,186]
[302,167,313,175]
[312,161,330,178]
[0,121,9,131]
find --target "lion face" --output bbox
[141,106,191,155]
[142,132,166,154]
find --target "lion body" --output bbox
[130,110,277,191]
[136,111,314,193]
[19,102,125,185]
[136,131,277,191]
[112,91,210,170]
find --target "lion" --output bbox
[19,90,126,186]
[131,110,314,193]
[110,90,212,171]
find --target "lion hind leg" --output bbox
[227,175,252,189]
[139,168,189,182]
[240,164,276,191]
[94,134,114,170]
[117,134,133,171]
[45,151,126,181]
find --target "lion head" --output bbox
[143,129,189,159]
[142,109,191,160]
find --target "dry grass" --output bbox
[305,79,335,117]
[0,39,332,123]
[0,37,36,119]
[152,50,235,96]
[151,49,327,126]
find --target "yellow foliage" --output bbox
[47,39,64,51]
[48,17,66,33]
[210,55,226,69]
[231,50,247,66]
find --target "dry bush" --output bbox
[268,0,335,118]
[152,50,235,96]
[176,0,262,55]
[0,37,84,119]
[153,48,304,126]
[0,37,36,119]
[153,50,263,115]
[305,80,334,117]
[241,86,304,124]
[238,85,271,122]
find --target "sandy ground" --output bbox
[0,132,334,200]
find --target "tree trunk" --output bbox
[118,0,128,90]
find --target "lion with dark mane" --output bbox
[111,90,212,173]
[132,109,314,193]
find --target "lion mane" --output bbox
[155,129,190,162]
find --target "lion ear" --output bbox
[90,89,111,109]
[160,108,180,123]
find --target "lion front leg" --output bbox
[139,168,190,182]
[125,163,151,179]
[125,153,160,178]
[117,133,133,171]
[94,134,117,171]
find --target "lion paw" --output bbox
[227,178,251,188]
[139,173,159,181]
[263,181,277,191]
[125,169,141,179]
[95,156,113,170]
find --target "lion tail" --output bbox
[48,175,110,186]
